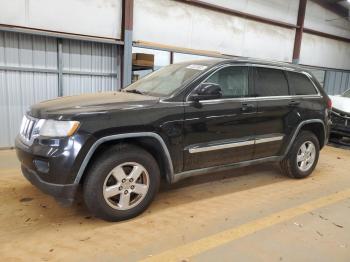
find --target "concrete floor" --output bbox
[0,146,349,262]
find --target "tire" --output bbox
[83,144,160,222]
[280,130,320,179]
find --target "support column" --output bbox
[292,0,307,64]
[170,51,174,64]
[57,38,63,96]
[122,0,134,88]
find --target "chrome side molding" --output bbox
[255,136,284,144]
[188,135,284,154]
[189,140,255,153]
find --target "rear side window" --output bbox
[255,68,289,96]
[288,72,318,95]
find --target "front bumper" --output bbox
[15,134,86,204]
[331,110,350,137]
[21,165,78,205]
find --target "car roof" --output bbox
[181,57,311,74]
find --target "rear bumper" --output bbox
[21,165,78,205]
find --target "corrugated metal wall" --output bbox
[62,39,120,96]
[323,70,350,95]
[0,31,120,148]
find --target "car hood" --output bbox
[329,95,350,114]
[29,91,160,119]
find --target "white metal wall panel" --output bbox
[0,32,58,69]
[201,0,299,25]
[62,75,117,96]
[62,39,120,96]
[305,1,350,39]
[0,32,121,147]
[0,31,59,147]
[0,70,58,148]
[0,0,123,39]
[173,53,213,63]
[63,40,119,74]
[299,33,350,70]
[134,0,295,62]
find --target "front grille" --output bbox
[20,115,37,142]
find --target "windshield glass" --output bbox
[342,89,350,98]
[124,63,208,97]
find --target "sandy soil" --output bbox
[0,146,349,261]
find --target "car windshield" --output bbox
[342,89,350,98]
[124,63,209,97]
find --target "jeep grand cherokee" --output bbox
[15,59,332,221]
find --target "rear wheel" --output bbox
[83,144,160,221]
[280,131,320,179]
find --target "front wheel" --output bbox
[83,144,160,221]
[280,131,320,179]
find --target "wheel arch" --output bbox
[74,133,174,185]
[284,119,326,156]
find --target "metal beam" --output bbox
[133,41,228,58]
[0,24,124,45]
[304,27,350,43]
[174,0,298,29]
[122,0,134,88]
[292,0,307,64]
[62,71,118,77]
[0,65,58,74]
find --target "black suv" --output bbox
[16,59,331,221]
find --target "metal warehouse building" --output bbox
[0,33,121,147]
[1,0,350,148]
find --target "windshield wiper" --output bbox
[124,89,144,95]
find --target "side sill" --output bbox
[172,156,282,183]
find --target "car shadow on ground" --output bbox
[1,162,289,228]
[150,163,287,211]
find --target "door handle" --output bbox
[241,103,255,112]
[288,100,300,107]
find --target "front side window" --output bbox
[255,68,289,97]
[204,66,249,98]
[289,72,318,95]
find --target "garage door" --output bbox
[0,31,120,148]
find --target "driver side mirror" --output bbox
[190,83,222,102]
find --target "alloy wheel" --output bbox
[297,141,316,172]
[103,162,150,210]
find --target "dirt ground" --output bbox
[0,146,349,262]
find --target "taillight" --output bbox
[327,97,332,109]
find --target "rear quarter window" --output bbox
[288,72,318,95]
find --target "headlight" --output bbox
[39,120,80,137]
